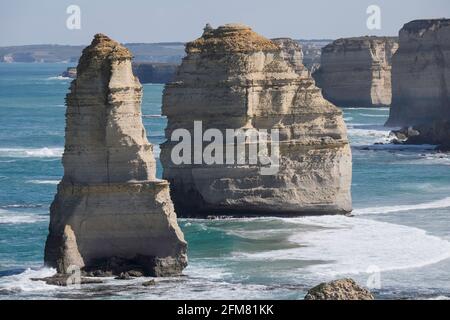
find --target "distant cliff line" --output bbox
[0,40,332,68]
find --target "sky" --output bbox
[0,0,449,46]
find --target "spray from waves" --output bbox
[153,145,161,158]
[0,147,63,158]
[0,268,57,294]
[0,208,48,224]
[232,215,450,277]
[353,196,450,215]
[26,180,60,185]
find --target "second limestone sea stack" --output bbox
[161,24,352,217]
[44,34,187,276]
[314,37,398,108]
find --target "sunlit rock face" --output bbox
[161,24,352,217]
[314,36,398,108]
[386,19,450,150]
[44,34,187,276]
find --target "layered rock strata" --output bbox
[161,24,352,217]
[314,36,398,108]
[271,38,309,77]
[386,19,450,149]
[44,34,187,276]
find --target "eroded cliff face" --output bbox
[386,19,450,149]
[44,34,187,276]
[314,37,398,108]
[161,24,352,217]
[271,38,309,77]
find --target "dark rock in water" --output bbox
[115,272,132,280]
[61,67,77,79]
[304,279,374,300]
[127,270,144,277]
[31,274,103,287]
[132,62,178,84]
[142,280,156,287]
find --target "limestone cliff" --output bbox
[386,19,450,148]
[314,36,398,108]
[271,38,309,77]
[44,34,187,276]
[161,24,352,217]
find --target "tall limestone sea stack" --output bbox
[161,24,352,217]
[386,19,450,150]
[314,37,398,108]
[44,34,187,276]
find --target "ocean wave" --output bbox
[0,147,63,158]
[344,107,390,111]
[26,180,60,185]
[358,113,389,118]
[0,268,57,294]
[153,145,161,158]
[142,114,166,119]
[0,209,48,224]
[353,196,450,215]
[46,76,71,81]
[232,216,450,276]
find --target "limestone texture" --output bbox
[161,24,352,217]
[44,34,187,276]
[386,19,450,149]
[304,279,374,300]
[314,36,398,108]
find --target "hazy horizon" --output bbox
[1,0,449,46]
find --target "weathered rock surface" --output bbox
[304,279,374,300]
[271,38,309,77]
[386,19,450,149]
[161,24,352,217]
[44,34,187,277]
[132,62,178,84]
[31,274,104,287]
[314,36,398,108]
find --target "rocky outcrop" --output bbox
[132,62,178,84]
[161,24,352,217]
[314,36,398,108]
[385,19,450,148]
[304,279,374,300]
[61,67,77,79]
[271,38,308,77]
[44,34,187,277]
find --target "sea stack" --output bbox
[386,19,450,149]
[314,37,398,108]
[44,34,187,276]
[271,38,309,77]
[161,24,352,217]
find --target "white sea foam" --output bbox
[358,113,389,118]
[0,147,63,158]
[0,268,57,294]
[353,197,450,215]
[153,145,161,158]
[46,76,70,81]
[143,114,166,119]
[233,216,450,276]
[0,209,48,224]
[27,180,60,185]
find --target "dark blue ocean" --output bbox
[1,63,450,300]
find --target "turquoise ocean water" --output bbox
[1,63,450,299]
